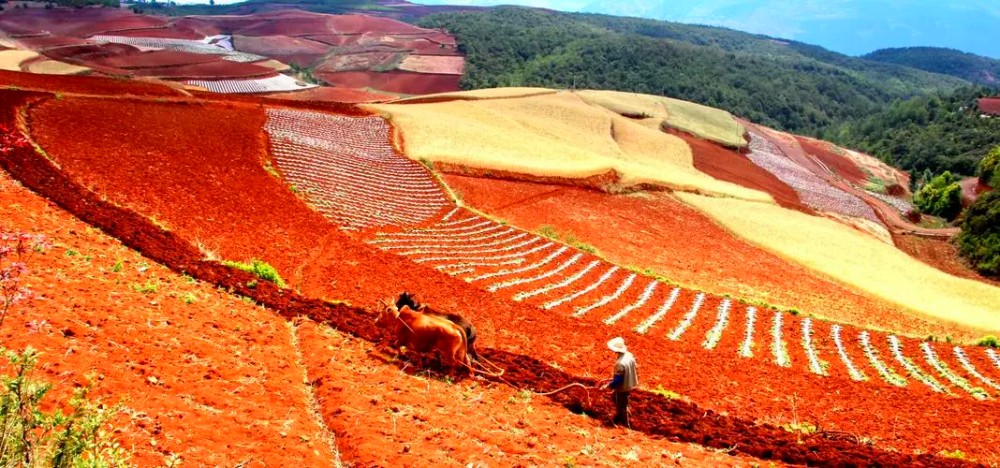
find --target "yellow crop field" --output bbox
[391,87,557,103]
[369,91,772,201]
[0,50,39,71]
[26,59,90,75]
[676,193,1000,332]
[575,90,746,148]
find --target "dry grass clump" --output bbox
[0,50,40,71]
[26,59,91,75]
[370,91,770,201]
[576,90,746,148]
[676,192,1000,332]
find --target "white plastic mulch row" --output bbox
[265,108,448,231]
[91,34,265,62]
[187,74,316,94]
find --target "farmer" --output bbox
[603,336,638,427]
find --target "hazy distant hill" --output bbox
[580,0,1000,58]
[864,48,1000,85]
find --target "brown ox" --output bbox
[377,299,471,375]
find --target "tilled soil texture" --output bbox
[0,69,183,97]
[315,70,461,95]
[265,86,396,104]
[294,318,777,467]
[672,128,810,213]
[796,137,870,186]
[441,174,972,340]
[9,91,994,465]
[0,92,334,467]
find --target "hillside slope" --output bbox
[581,0,1000,59]
[865,47,1000,85]
[418,7,967,135]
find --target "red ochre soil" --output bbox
[441,174,990,341]
[315,70,461,95]
[90,50,221,69]
[893,234,1000,288]
[265,86,396,103]
[0,70,183,97]
[0,167,334,466]
[128,60,276,80]
[5,88,993,466]
[795,136,869,185]
[0,171,768,468]
[0,92,779,468]
[0,8,167,37]
[671,129,811,213]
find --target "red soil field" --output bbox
[41,43,140,65]
[328,14,432,35]
[0,69,183,97]
[316,70,460,94]
[440,174,976,339]
[672,128,810,213]
[797,136,869,185]
[295,319,776,467]
[265,86,395,103]
[131,60,276,80]
[301,34,355,47]
[9,89,994,465]
[90,50,219,69]
[14,35,90,50]
[105,26,206,40]
[0,9,167,38]
[893,234,1000,288]
[233,34,331,65]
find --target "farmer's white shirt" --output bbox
[614,351,639,392]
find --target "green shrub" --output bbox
[956,190,1000,276]
[979,145,1000,188]
[1,347,130,467]
[977,335,1000,348]
[913,171,963,220]
[222,259,287,288]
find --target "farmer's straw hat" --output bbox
[607,337,628,353]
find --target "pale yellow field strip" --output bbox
[255,59,291,72]
[676,192,1000,332]
[575,90,746,148]
[389,87,557,103]
[369,91,771,202]
[0,49,39,71]
[27,59,91,75]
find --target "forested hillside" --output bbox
[865,48,1000,85]
[828,87,1000,177]
[418,8,966,135]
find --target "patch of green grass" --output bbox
[180,293,197,305]
[651,385,683,400]
[978,335,999,348]
[130,281,159,294]
[110,260,123,273]
[537,225,559,239]
[222,259,286,288]
[938,449,966,460]
[781,421,818,435]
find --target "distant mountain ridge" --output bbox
[864,48,1000,85]
[579,0,1000,58]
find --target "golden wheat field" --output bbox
[390,87,557,102]
[575,89,747,148]
[26,59,90,75]
[370,91,771,201]
[0,50,39,71]
[676,193,1000,334]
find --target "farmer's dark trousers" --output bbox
[613,390,630,426]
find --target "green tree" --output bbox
[980,145,1000,188]
[913,171,963,220]
[956,190,1000,275]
